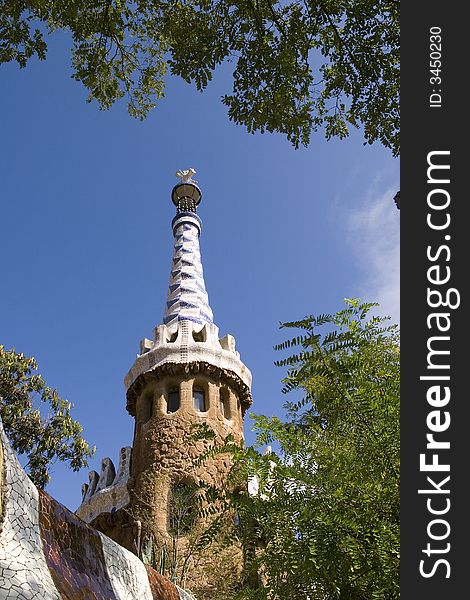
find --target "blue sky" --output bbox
[0,33,399,511]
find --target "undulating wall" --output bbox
[0,418,196,600]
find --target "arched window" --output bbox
[168,483,196,536]
[140,392,153,423]
[193,386,206,412]
[220,388,231,419]
[167,388,180,413]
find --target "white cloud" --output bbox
[345,185,400,325]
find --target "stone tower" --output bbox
[78,170,252,592]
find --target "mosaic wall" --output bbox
[0,420,196,600]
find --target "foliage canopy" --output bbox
[0,345,95,488]
[199,299,400,599]
[1,0,399,154]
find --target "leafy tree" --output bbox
[166,482,199,585]
[131,469,241,599]
[0,1,399,154]
[0,345,95,488]
[199,299,400,599]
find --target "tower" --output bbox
[78,169,252,593]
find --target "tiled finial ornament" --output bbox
[171,168,202,214]
[0,417,196,599]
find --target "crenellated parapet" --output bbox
[76,446,132,524]
[125,322,252,416]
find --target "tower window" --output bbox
[167,388,180,413]
[167,331,178,343]
[192,325,207,342]
[141,392,153,423]
[220,388,231,419]
[193,387,206,412]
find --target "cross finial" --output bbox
[175,168,197,184]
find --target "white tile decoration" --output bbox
[0,422,61,600]
[76,447,132,523]
[99,532,154,599]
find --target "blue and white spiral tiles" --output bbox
[163,213,214,328]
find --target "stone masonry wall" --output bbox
[121,372,245,594]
